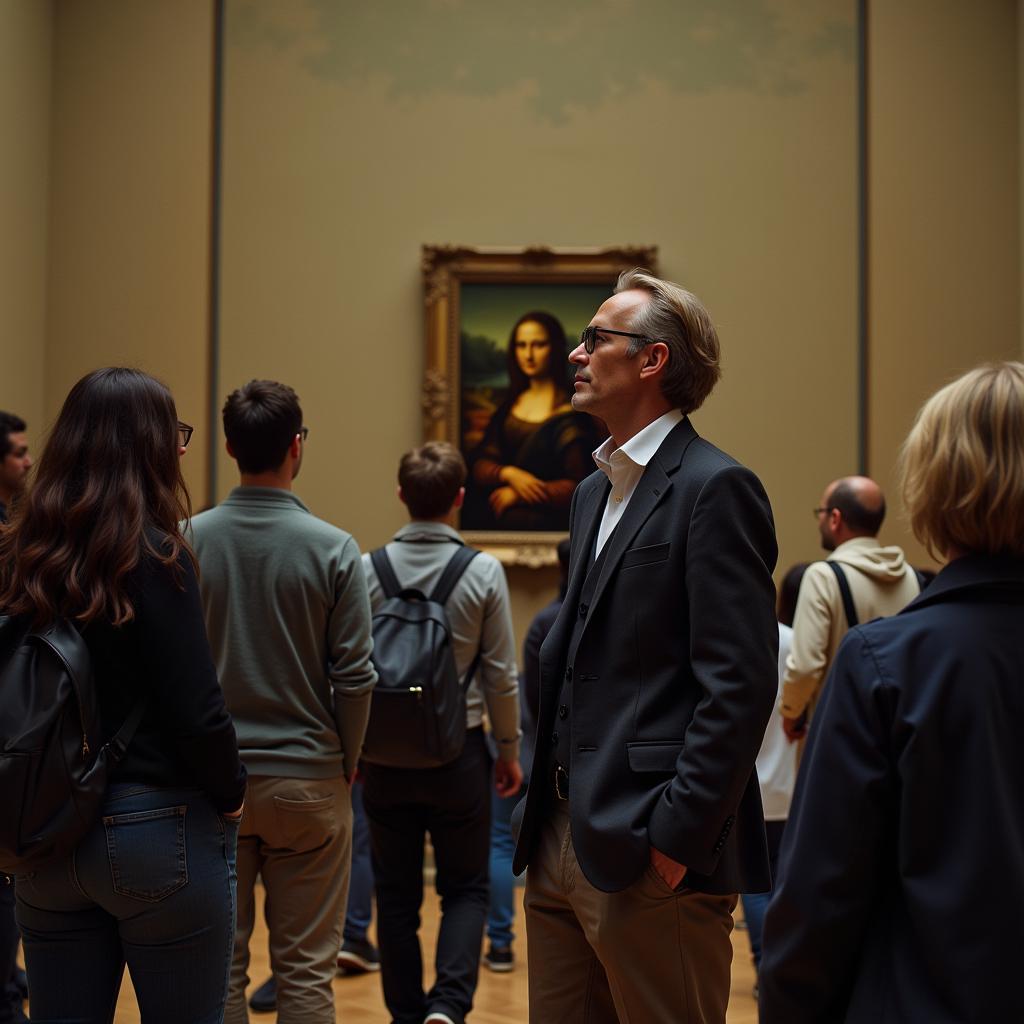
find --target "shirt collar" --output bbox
[224,486,310,512]
[393,521,463,544]
[593,409,684,475]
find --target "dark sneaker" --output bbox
[482,944,514,972]
[248,975,277,1013]
[337,937,381,974]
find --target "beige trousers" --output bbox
[525,799,736,1024]
[224,774,351,1024]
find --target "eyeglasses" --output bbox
[579,326,659,355]
[177,421,194,448]
[812,506,835,518]
[299,426,309,441]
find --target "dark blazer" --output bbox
[511,417,779,894]
[759,554,1024,1024]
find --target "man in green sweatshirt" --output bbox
[189,380,377,1024]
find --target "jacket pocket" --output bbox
[626,740,684,773]
[620,542,670,569]
[104,805,188,902]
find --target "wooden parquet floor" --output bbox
[103,880,759,1023]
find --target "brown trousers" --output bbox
[525,800,736,1024]
[224,774,352,1024]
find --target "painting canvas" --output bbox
[459,283,610,532]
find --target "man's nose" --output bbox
[568,343,587,363]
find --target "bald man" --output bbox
[780,477,921,741]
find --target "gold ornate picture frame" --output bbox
[422,244,658,566]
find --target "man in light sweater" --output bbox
[780,476,921,741]
[189,380,377,1024]
[361,442,522,1024]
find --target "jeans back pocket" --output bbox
[104,805,188,902]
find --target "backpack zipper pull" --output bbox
[82,735,90,758]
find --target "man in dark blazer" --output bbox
[511,269,779,1023]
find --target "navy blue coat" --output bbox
[760,554,1024,1023]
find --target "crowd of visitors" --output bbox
[2,271,1022,1024]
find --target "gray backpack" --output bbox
[361,545,480,769]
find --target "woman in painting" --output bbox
[469,310,603,531]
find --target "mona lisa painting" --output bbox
[422,245,658,563]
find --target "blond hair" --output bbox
[615,268,721,413]
[899,361,1024,559]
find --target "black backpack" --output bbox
[0,615,145,875]
[361,544,481,769]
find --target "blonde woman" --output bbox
[760,362,1024,1023]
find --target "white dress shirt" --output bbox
[592,409,683,556]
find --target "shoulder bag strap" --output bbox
[826,561,859,629]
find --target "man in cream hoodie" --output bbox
[780,476,921,742]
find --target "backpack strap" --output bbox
[826,561,859,629]
[429,546,481,605]
[431,547,482,691]
[37,619,147,762]
[107,698,148,760]
[370,547,403,600]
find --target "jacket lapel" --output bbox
[584,418,697,620]
[538,473,607,684]
[585,460,672,618]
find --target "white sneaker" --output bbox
[424,1014,457,1024]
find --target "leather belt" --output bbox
[553,763,569,801]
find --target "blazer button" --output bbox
[578,602,588,618]
[558,705,568,719]
[551,731,559,744]
[565,666,573,681]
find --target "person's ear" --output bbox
[225,439,236,458]
[638,341,670,380]
[289,433,302,458]
[452,486,466,510]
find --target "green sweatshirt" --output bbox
[189,487,377,779]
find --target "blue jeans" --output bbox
[486,786,518,948]
[15,785,238,1024]
[344,779,373,943]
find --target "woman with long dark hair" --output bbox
[0,368,246,1023]
[468,311,603,530]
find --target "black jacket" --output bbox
[760,554,1024,1023]
[512,417,779,894]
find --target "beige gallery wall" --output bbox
[0,0,52,438]
[42,0,216,502]
[6,0,1021,641]
[218,0,860,634]
[870,0,1020,567]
